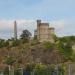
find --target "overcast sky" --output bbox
[0,0,75,39]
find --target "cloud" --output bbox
[50,20,65,30]
[50,19,75,37]
[0,19,75,39]
[0,20,36,39]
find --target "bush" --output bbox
[58,66,65,75]
[25,63,35,72]
[0,39,5,48]
[4,56,15,65]
[43,42,54,51]
[57,41,73,61]
[31,40,40,46]
[12,40,20,47]
[34,64,46,75]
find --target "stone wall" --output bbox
[37,20,55,42]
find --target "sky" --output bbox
[0,0,75,39]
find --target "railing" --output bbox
[1,62,75,75]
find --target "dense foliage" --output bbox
[43,41,54,51]
[20,29,31,43]
[0,32,75,74]
[57,36,75,61]
[4,56,16,65]
[0,29,75,68]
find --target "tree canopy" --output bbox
[20,29,32,43]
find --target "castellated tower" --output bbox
[36,20,55,42]
[14,21,17,40]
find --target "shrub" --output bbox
[57,41,73,61]
[43,42,54,51]
[34,64,46,75]
[12,40,20,47]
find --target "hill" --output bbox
[0,36,75,68]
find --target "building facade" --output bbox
[36,20,55,42]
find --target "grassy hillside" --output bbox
[0,35,75,69]
[0,36,75,68]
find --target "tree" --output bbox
[53,34,58,42]
[0,39,5,48]
[20,29,32,43]
[57,41,73,61]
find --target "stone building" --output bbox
[35,20,55,42]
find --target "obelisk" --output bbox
[14,21,17,40]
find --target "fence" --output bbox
[1,63,75,75]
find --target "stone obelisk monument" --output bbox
[14,21,17,40]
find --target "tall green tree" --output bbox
[20,29,32,43]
